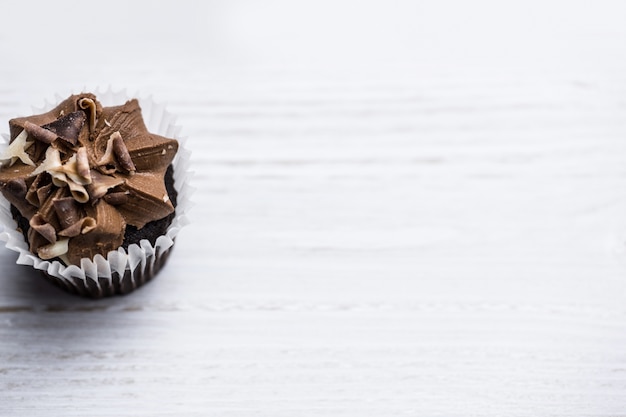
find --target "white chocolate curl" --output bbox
[30,147,92,203]
[62,149,92,186]
[31,147,62,178]
[37,238,69,260]
[0,130,34,167]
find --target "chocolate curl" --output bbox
[37,186,66,225]
[29,214,57,244]
[25,174,45,207]
[25,173,53,207]
[68,180,89,203]
[53,197,80,229]
[78,98,97,133]
[23,121,57,144]
[41,111,85,146]
[58,217,97,237]
[96,131,136,173]
[103,191,129,205]
[3,178,27,200]
[27,227,48,257]
[111,132,136,172]
[35,182,54,208]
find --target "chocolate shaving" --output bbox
[53,197,80,230]
[41,111,86,146]
[76,147,90,180]
[24,121,57,144]
[4,178,27,200]
[103,191,129,205]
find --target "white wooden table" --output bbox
[2,1,626,415]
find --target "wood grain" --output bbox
[2,0,626,415]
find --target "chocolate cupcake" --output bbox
[0,91,191,297]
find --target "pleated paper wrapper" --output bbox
[0,89,192,297]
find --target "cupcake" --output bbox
[0,91,190,297]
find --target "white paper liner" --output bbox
[0,88,193,297]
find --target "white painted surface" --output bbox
[2,1,626,415]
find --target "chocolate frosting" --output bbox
[0,93,178,265]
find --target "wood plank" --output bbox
[2,0,626,415]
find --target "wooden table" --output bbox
[2,1,626,415]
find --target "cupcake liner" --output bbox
[0,88,193,297]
